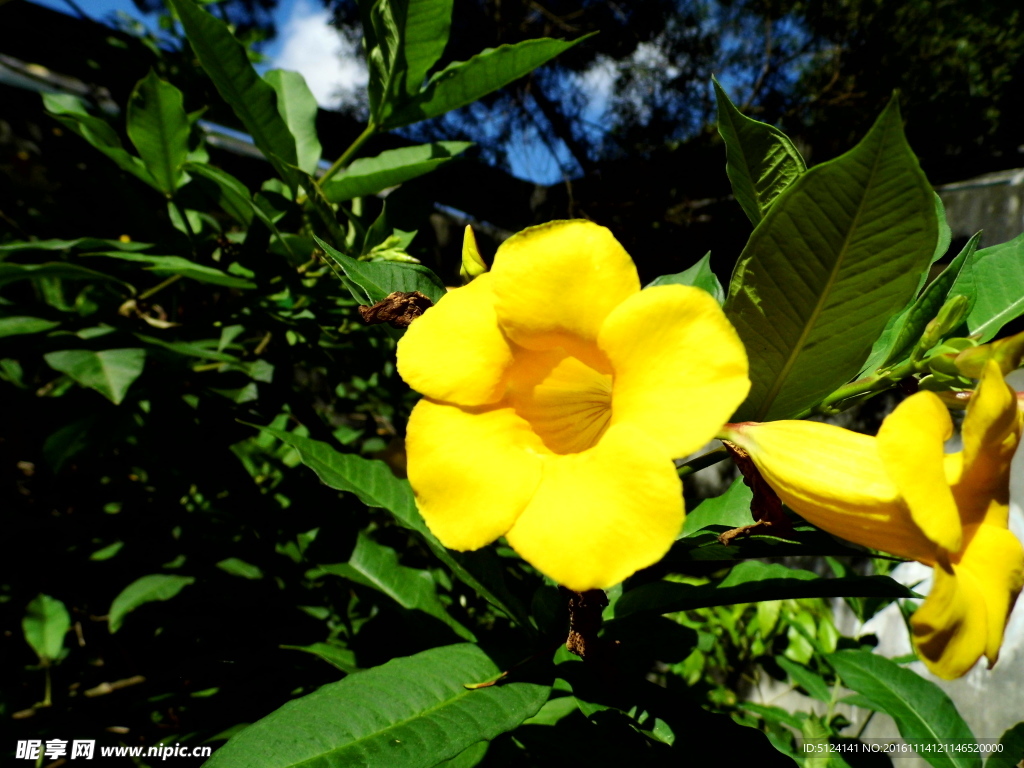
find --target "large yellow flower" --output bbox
[721,361,1024,679]
[397,220,750,591]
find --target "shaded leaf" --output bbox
[949,232,1024,342]
[108,574,196,633]
[0,316,60,338]
[0,262,126,288]
[216,558,263,580]
[713,77,806,225]
[985,723,1024,768]
[829,651,979,768]
[725,97,937,420]
[205,644,550,768]
[264,69,322,175]
[22,594,70,665]
[127,70,190,196]
[315,234,446,304]
[0,238,152,254]
[43,348,146,405]
[646,251,725,304]
[321,142,472,203]
[281,642,359,674]
[775,656,832,703]
[83,251,255,288]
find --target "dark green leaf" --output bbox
[0,261,126,289]
[829,650,980,768]
[0,316,60,338]
[949,232,1024,342]
[168,0,298,185]
[985,723,1024,768]
[183,161,254,225]
[0,237,152,254]
[383,37,588,130]
[725,96,937,420]
[135,333,240,362]
[646,251,725,304]
[775,656,832,703]
[204,644,551,768]
[319,532,476,641]
[315,234,446,304]
[613,561,915,621]
[108,574,196,633]
[127,70,190,196]
[264,69,322,175]
[713,77,806,225]
[322,141,472,203]
[216,558,263,580]
[43,348,146,405]
[281,642,359,674]
[22,594,70,665]
[83,251,255,288]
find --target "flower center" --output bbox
[509,347,613,455]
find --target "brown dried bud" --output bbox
[357,291,433,329]
[718,439,792,544]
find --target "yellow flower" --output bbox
[397,220,750,591]
[721,361,1024,679]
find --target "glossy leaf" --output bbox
[168,0,298,185]
[713,77,806,225]
[383,37,587,129]
[612,561,915,621]
[679,477,753,537]
[83,251,255,288]
[319,532,476,641]
[949,232,1024,342]
[264,69,322,175]
[126,70,190,196]
[322,141,472,203]
[22,594,71,665]
[985,723,1024,768]
[43,348,146,405]
[42,93,159,190]
[646,251,725,304]
[0,316,60,338]
[725,97,937,420]
[315,235,446,304]
[829,651,980,768]
[204,644,551,768]
[108,574,196,633]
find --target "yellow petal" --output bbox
[459,225,487,283]
[956,523,1024,667]
[598,285,750,458]
[490,220,640,359]
[911,557,988,680]
[504,423,684,591]
[397,273,513,406]
[724,421,937,564]
[876,392,961,553]
[405,398,543,550]
[958,360,1023,527]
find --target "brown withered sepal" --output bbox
[718,439,792,544]
[358,291,433,329]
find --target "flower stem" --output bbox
[677,446,730,479]
[801,357,924,418]
[318,123,378,186]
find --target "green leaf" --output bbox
[183,161,254,225]
[42,93,160,190]
[264,69,322,175]
[725,96,937,421]
[0,237,152,254]
[204,644,550,768]
[0,316,60,338]
[881,231,980,365]
[383,36,588,130]
[315,234,446,304]
[168,0,298,185]
[949,232,1024,342]
[713,77,806,225]
[775,656,832,703]
[253,425,532,629]
[829,650,980,768]
[22,594,71,665]
[216,558,263,580]
[108,574,196,633]
[401,0,453,95]
[0,261,126,288]
[281,642,359,674]
[322,141,472,203]
[136,333,240,363]
[82,251,255,288]
[319,532,476,641]
[43,348,146,405]
[126,70,191,196]
[646,251,725,304]
[612,561,915,621]
[985,723,1024,768]
[680,476,752,536]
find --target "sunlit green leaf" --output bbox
[127,70,191,196]
[204,644,550,768]
[679,477,752,536]
[646,251,724,304]
[264,69,322,175]
[43,348,146,405]
[216,558,263,580]
[22,594,71,665]
[0,316,60,338]
[949,232,1024,342]
[322,142,472,203]
[108,574,196,633]
[725,96,937,420]
[315,234,446,304]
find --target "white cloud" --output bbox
[273,0,367,109]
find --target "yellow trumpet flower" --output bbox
[721,361,1024,679]
[397,220,750,591]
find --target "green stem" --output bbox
[138,274,183,301]
[802,357,924,418]
[43,665,52,708]
[318,123,378,186]
[677,446,730,479]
